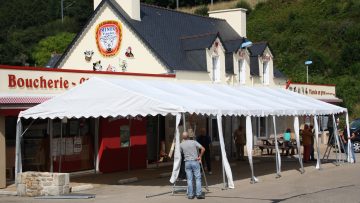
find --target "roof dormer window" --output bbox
[262,54,271,85]
[238,59,246,84]
[212,56,221,82]
[262,61,269,85]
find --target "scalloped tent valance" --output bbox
[18,77,346,119]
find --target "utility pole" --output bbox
[176,0,179,9]
[61,0,64,23]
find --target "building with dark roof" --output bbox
[53,0,287,86]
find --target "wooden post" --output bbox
[0,116,6,188]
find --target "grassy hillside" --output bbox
[247,0,360,117]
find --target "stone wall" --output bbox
[17,172,69,197]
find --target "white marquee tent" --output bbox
[15,77,354,188]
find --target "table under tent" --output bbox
[15,77,355,188]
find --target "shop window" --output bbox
[120,125,130,147]
[5,117,17,179]
[255,117,267,138]
[238,59,246,84]
[51,118,94,173]
[212,56,221,82]
[262,61,270,85]
[21,119,49,172]
[211,118,219,142]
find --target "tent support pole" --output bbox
[95,118,100,173]
[15,118,36,180]
[216,115,234,188]
[156,115,160,167]
[294,116,304,174]
[182,113,186,131]
[222,118,226,189]
[15,118,22,182]
[49,119,53,173]
[246,116,257,183]
[345,113,354,163]
[222,159,226,189]
[128,118,132,172]
[332,115,343,164]
[313,115,321,169]
[59,121,63,173]
[272,116,281,178]
[170,114,182,184]
[230,116,233,158]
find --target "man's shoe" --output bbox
[188,196,195,199]
[196,195,205,199]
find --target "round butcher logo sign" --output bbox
[96,20,122,57]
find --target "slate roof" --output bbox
[55,0,244,72]
[45,54,62,68]
[248,42,286,79]
[248,42,268,56]
[274,68,286,78]
[250,56,260,76]
[248,42,266,76]
[54,0,286,78]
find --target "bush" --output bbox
[194,5,209,16]
[235,0,252,13]
[32,32,76,66]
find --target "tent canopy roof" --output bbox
[18,77,346,119]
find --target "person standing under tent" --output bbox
[309,125,316,161]
[197,128,212,175]
[341,126,356,163]
[302,124,313,163]
[327,116,334,145]
[283,128,292,156]
[180,132,206,199]
[234,125,246,161]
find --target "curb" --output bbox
[71,184,94,192]
[117,177,138,184]
[159,172,172,178]
[0,190,17,196]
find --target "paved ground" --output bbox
[1,153,359,203]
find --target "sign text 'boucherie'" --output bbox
[8,74,88,90]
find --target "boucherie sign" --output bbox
[0,65,175,95]
[0,67,92,94]
[7,74,87,89]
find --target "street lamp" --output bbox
[305,60,312,83]
[241,39,253,49]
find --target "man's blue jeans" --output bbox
[185,160,202,197]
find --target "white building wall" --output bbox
[59,4,167,74]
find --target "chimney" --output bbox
[94,0,141,21]
[209,8,247,37]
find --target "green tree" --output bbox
[234,0,252,14]
[194,5,209,16]
[247,0,360,116]
[32,32,75,66]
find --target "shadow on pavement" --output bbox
[70,156,339,187]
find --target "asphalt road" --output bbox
[1,155,359,203]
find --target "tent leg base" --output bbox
[275,174,281,179]
[250,177,258,184]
